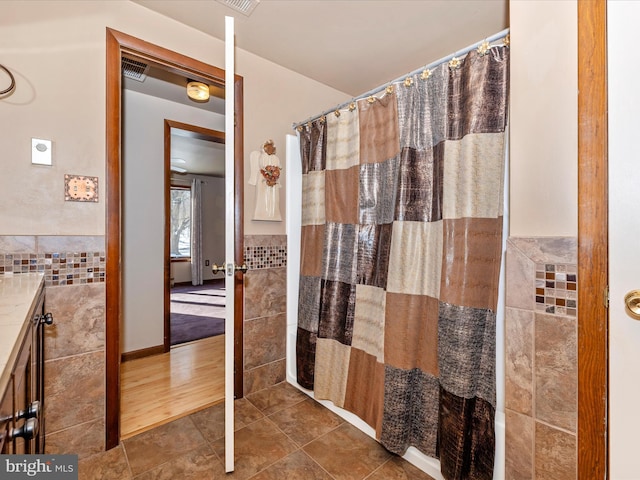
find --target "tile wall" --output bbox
[0,235,106,458]
[505,237,578,480]
[242,234,288,395]
[1,233,291,458]
[0,236,105,286]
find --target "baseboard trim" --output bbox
[172,278,223,287]
[121,345,165,363]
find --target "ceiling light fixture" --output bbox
[170,165,187,173]
[186,80,210,102]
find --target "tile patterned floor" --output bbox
[79,382,436,480]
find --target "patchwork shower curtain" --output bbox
[296,45,509,480]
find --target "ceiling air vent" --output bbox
[121,57,150,82]
[216,0,260,16]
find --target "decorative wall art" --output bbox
[248,139,282,221]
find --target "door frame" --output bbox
[105,28,244,449]
[577,0,608,478]
[164,120,226,350]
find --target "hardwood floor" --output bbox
[120,335,225,439]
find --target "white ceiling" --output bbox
[132,0,509,97]
[125,0,509,176]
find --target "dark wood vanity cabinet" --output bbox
[0,386,12,453]
[0,282,46,455]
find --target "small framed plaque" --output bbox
[64,174,99,202]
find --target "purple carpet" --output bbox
[170,280,225,346]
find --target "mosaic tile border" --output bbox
[535,263,577,316]
[0,252,105,286]
[244,245,287,270]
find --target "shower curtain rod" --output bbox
[292,28,510,130]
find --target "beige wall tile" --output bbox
[244,359,286,396]
[0,236,36,252]
[37,236,105,253]
[535,313,577,432]
[244,313,286,370]
[44,283,105,359]
[506,240,535,310]
[244,234,287,248]
[534,422,577,480]
[45,351,104,433]
[505,307,534,416]
[505,409,534,480]
[46,418,105,460]
[244,267,286,319]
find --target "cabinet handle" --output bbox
[16,401,40,421]
[41,313,53,325]
[11,418,38,440]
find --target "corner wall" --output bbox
[507,1,578,478]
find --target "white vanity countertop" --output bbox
[0,273,44,395]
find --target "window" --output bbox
[170,187,191,259]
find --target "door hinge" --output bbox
[604,285,609,309]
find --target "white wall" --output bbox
[608,2,640,478]
[509,0,578,237]
[0,0,350,238]
[122,89,224,352]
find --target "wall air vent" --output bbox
[216,0,260,16]
[121,57,150,82]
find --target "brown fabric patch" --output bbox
[356,223,393,289]
[318,280,355,345]
[325,165,360,224]
[300,224,324,277]
[343,347,385,433]
[440,217,503,310]
[384,293,439,375]
[446,48,510,140]
[300,119,326,173]
[439,388,495,480]
[296,327,317,390]
[395,145,444,222]
[358,92,400,164]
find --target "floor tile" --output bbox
[249,450,333,480]
[131,446,226,480]
[78,445,132,480]
[211,417,298,480]
[122,416,208,476]
[269,397,344,447]
[304,422,391,480]
[92,381,439,480]
[366,456,436,480]
[191,398,264,443]
[246,381,307,416]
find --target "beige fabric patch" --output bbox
[387,220,443,297]
[314,338,351,408]
[352,284,386,363]
[301,171,325,226]
[326,109,360,171]
[442,132,505,220]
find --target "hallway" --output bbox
[80,382,435,480]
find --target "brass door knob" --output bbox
[212,262,248,275]
[624,290,640,319]
[211,263,225,274]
